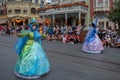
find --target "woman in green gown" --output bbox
[14,17,50,79]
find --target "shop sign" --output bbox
[44,5,88,13]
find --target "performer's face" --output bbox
[33,25,36,29]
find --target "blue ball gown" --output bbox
[82,27,104,53]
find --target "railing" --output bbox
[94,7,110,12]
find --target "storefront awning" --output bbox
[0,19,8,24]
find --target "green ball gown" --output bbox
[14,31,50,79]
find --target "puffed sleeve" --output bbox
[18,30,29,37]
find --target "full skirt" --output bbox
[82,35,104,53]
[14,42,50,79]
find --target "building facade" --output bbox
[90,0,118,30]
[0,0,41,26]
[38,0,89,26]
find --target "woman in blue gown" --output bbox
[82,18,104,53]
[14,17,50,79]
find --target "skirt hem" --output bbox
[82,49,102,53]
[14,70,50,79]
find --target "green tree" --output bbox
[109,0,120,29]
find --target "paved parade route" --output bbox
[0,35,120,80]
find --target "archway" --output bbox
[31,7,36,14]
[93,13,109,30]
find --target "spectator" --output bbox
[62,34,67,43]
[43,25,47,35]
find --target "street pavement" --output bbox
[0,35,120,80]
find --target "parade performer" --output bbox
[14,17,50,79]
[82,18,104,53]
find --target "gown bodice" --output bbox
[26,32,35,44]
[28,32,34,40]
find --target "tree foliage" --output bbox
[109,0,120,26]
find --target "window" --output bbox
[40,1,44,8]
[23,10,27,14]
[0,1,2,6]
[105,0,109,8]
[94,0,96,8]
[96,0,104,8]
[35,0,38,3]
[15,10,21,14]
[14,6,21,14]
[7,7,12,14]
[8,7,12,14]
[0,10,4,16]
[31,8,36,14]
[8,10,12,14]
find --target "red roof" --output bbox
[37,2,88,11]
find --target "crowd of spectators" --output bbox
[98,29,120,48]
[0,25,18,35]
[0,24,120,48]
[39,24,87,44]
